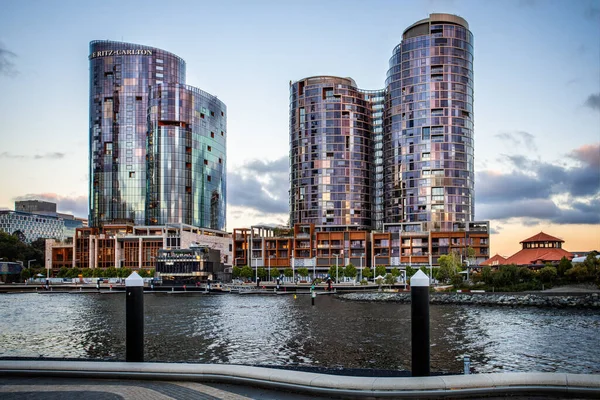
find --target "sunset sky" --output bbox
[0,0,598,256]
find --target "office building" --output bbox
[289,13,475,233]
[89,41,226,230]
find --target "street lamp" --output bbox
[334,254,339,284]
[359,254,363,283]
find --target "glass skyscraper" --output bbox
[290,14,474,233]
[89,41,226,230]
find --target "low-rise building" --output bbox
[481,232,572,267]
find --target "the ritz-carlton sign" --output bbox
[89,49,152,59]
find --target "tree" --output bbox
[283,268,293,278]
[57,267,69,278]
[363,267,373,280]
[297,268,309,279]
[481,266,492,284]
[438,253,461,283]
[20,268,31,281]
[384,273,395,285]
[538,266,558,284]
[344,264,357,280]
[375,265,387,278]
[241,265,253,279]
[557,257,572,277]
[405,266,416,280]
[257,267,266,280]
[271,267,281,278]
[517,266,533,282]
[232,266,241,278]
[566,265,589,283]
[81,268,93,278]
[391,267,400,278]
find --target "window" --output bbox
[211,132,215,138]
[218,158,222,164]
[221,111,224,116]
[201,113,205,119]
[207,175,211,182]
[204,159,208,165]
[221,131,224,136]
[207,146,212,151]
[210,111,215,117]
[129,172,135,178]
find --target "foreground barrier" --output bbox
[0,361,599,398]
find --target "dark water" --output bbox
[1,292,599,374]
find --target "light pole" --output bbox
[359,255,363,283]
[254,258,258,283]
[291,255,295,283]
[334,254,339,284]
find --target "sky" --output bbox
[0,0,598,257]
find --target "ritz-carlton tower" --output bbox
[89,41,226,230]
[290,13,474,233]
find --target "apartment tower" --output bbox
[289,13,474,233]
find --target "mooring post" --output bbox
[125,271,144,362]
[311,290,316,306]
[411,269,430,376]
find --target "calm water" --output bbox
[1,292,599,374]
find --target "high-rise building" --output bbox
[384,14,474,231]
[289,13,474,233]
[89,41,226,230]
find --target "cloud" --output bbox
[0,152,66,160]
[0,45,17,77]
[494,131,537,151]
[569,143,600,167]
[476,142,600,224]
[584,93,600,112]
[228,156,289,215]
[13,193,88,218]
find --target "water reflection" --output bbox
[0,293,598,374]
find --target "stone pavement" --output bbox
[0,376,326,400]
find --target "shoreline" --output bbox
[337,291,600,308]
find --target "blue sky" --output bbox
[0,0,598,255]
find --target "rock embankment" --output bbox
[338,292,600,308]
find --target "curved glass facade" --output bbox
[383,14,474,231]
[147,84,226,229]
[289,76,373,229]
[89,41,226,230]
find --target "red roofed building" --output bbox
[480,254,507,267]
[500,232,573,266]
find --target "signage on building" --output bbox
[89,49,153,59]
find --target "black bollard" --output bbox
[125,272,144,362]
[311,290,316,306]
[410,269,430,377]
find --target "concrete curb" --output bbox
[1,361,599,398]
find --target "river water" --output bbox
[1,292,598,374]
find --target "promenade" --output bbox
[1,360,599,399]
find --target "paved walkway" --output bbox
[0,376,326,400]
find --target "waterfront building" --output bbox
[89,41,226,230]
[289,14,477,235]
[156,245,226,283]
[481,232,573,267]
[232,222,490,279]
[45,224,232,276]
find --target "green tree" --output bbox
[391,267,400,278]
[81,268,93,278]
[375,265,387,278]
[538,266,558,284]
[566,265,589,283]
[493,264,519,287]
[20,267,31,281]
[57,267,69,278]
[438,253,461,283]
[0,231,28,262]
[344,264,357,280]
[257,267,267,280]
[271,267,280,278]
[557,257,572,277]
[481,266,492,284]
[363,267,373,280]
[405,266,416,281]
[241,265,253,279]
[105,267,118,277]
[92,268,104,278]
[517,266,533,282]
[384,273,395,285]
[232,266,241,278]
[283,268,293,278]
[297,268,309,279]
